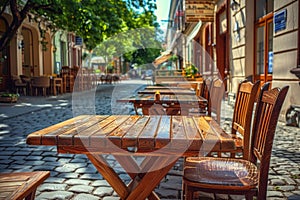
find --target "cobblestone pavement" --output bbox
[0,80,299,200]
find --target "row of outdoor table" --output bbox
[25,81,226,200]
[117,84,207,115]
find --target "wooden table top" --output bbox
[145,85,196,90]
[117,94,207,105]
[138,88,195,95]
[26,115,235,156]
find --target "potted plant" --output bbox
[184,64,199,78]
[0,93,19,103]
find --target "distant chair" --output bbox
[209,78,224,124]
[12,75,27,95]
[31,76,50,96]
[182,83,289,200]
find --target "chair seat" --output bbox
[184,157,258,190]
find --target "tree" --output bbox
[0,0,158,52]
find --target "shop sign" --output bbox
[185,0,215,22]
[75,36,83,46]
[274,9,287,33]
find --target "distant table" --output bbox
[118,93,207,115]
[138,88,195,95]
[26,115,235,200]
[145,85,196,90]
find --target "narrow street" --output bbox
[0,80,299,200]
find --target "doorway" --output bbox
[254,0,274,84]
[0,17,10,91]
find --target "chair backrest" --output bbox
[209,78,224,124]
[61,66,71,75]
[32,76,50,87]
[231,80,260,159]
[249,83,289,199]
[200,78,212,115]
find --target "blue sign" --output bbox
[75,36,83,46]
[268,52,273,74]
[274,9,287,33]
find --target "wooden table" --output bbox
[117,94,207,115]
[145,85,196,90]
[138,88,196,95]
[26,115,235,200]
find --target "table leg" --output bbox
[88,154,178,200]
[115,156,160,200]
[126,156,178,200]
[115,155,178,200]
[86,154,129,198]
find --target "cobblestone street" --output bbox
[0,80,299,200]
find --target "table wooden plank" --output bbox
[193,116,223,152]
[89,115,129,148]
[183,116,203,151]
[57,115,108,146]
[68,115,109,146]
[170,116,189,150]
[26,115,93,145]
[155,116,171,148]
[138,116,161,149]
[108,116,140,147]
[122,116,150,149]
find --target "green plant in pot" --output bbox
[184,64,198,78]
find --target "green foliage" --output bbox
[92,27,162,69]
[168,55,178,62]
[0,0,158,51]
[184,64,199,77]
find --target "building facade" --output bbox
[0,11,82,92]
[166,0,300,122]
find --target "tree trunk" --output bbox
[0,0,31,52]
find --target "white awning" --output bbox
[186,20,202,44]
[152,50,172,68]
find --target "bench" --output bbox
[0,171,50,200]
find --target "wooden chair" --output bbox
[12,75,27,96]
[218,80,260,159]
[182,83,289,200]
[0,171,50,200]
[31,76,50,96]
[209,78,224,124]
[61,66,74,93]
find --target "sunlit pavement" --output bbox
[0,79,299,199]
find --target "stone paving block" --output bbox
[44,177,66,184]
[94,187,114,197]
[38,183,68,191]
[57,172,80,179]
[73,193,99,200]
[63,162,87,169]
[91,180,110,187]
[75,167,97,174]
[55,166,76,173]
[65,179,91,185]
[68,185,94,193]
[80,173,103,180]
[36,191,73,200]
[43,156,58,162]
[102,197,120,200]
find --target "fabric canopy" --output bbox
[152,50,172,68]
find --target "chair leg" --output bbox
[245,193,254,200]
[184,184,194,200]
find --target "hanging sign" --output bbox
[184,0,215,22]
